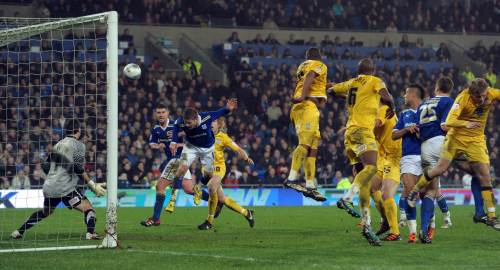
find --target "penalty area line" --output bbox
[0,245,99,253]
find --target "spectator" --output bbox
[385,21,398,33]
[380,36,392,48]
[263,17,278,30]
[321,35,334,47]
[399,34,410,48]
[11,170,30,189]
[248,34,265,44]
[182,57,202,76]
[287,34,299,45]
[461,66,475,84]
[305,36,317,46]
[264,33,280,45]
[332,0,344,17]
[436,42,451,61]
[119,28,134,44]
[485,66,497,87]
[331,170,343,187]
[418,50,431,61]
[227,32,241,43]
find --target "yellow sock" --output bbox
[224,197,248,217]
[207,191,218,223]
[291,145,308,173]
[304,156,316,188]
[481,189,496,218]
[353,165,377,187]
[372,190,385,220]
[413,175,429,191]
[383,198,400,235]
[359,184,371,209]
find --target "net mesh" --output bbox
[0,15,110,250]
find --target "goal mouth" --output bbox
[0,11,118,252]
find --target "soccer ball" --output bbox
[123,63,141,80]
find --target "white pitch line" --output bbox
[0,245,99,253]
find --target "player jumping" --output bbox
[408,78,500,240]
[329,58,395,246]
[11,119,106,240]
[141,104,205,227]
[283,47,327,202]
[169,98,237,230]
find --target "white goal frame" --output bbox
[0,11,118,252]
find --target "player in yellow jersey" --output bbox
[284,47,327,202]
[368,105,402,241]
[408,78,500,232]
[208,117,255,227]
[329,58,395,246]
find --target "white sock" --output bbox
[430,215,436,229]
[408,220,417,234]
[361,207,371,227]
[305,180,316,189]
[288,170,299,181]
[343,183,360,202]
[399,209,407,221]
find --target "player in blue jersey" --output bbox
[392,84,424,243]
[141,104,206,227]
[170,98,239,230]
[410,77,454,243]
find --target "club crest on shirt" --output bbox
[202,124,207,129]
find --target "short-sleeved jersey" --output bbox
[293,59,328,100]
[214,132,240,169]
[416,96,453,142]
[446,87,500,142]
[43,137,85,197]
[149,119,182,160]
[394,109,421,156]
[376,105,402,156]
[332,74,386,130]
[172,107,230,148]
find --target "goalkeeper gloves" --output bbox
[88,180,107,197]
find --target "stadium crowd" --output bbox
[39,0,500,33]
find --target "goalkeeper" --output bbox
[11,119,106,240]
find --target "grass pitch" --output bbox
[1,206,499,270]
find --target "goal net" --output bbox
[0,12,118,252]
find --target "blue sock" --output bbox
[152,193,166,221]
[436,194,449,213]
[420,197,435,234]
[405,198,417,220]
[201,190,209,201]
[471,176,486,216]
[399,197,406,211]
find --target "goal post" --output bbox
[0,11,118,252]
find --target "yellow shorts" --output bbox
[441,136,489,164]
[344,127,378,165]
[290,100,320,148]
[381,154,401,183]
[213,164,226,178]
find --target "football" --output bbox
[123,63,141,80]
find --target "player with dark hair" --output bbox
[401,77,454,243]
[283,47,327,202]
[392,84,424,243]
[409,78,500,238]
[12,119,106,240]
[169,99,238,230]
[329,58,395,246]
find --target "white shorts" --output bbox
[161,158,192,181]
[400,155,422,176]
[421,136,444,169]
[180,143,215,173]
